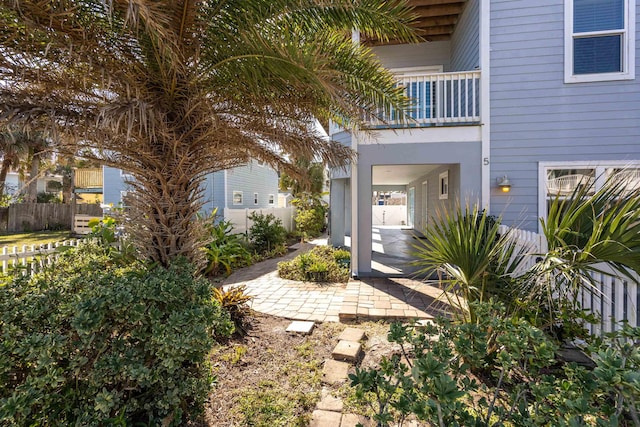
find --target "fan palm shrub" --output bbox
[519,171,640,335]
[0,0,417,267]
[411,204,528,323]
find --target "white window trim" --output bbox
[268,194,275,205]
[120,169,134,180]
[232,190,243,206]
[439,171,449,200]
[564,0,635,83]
[538,160,640,233]
[253,192,259,205]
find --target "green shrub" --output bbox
[278,245,349,283]
[292,193,326,242]
[349,300,640,427]
[0,245,234,426]
[248,212,287,255]
[202,212,252,276]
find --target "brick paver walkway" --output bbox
[222,240,449,323]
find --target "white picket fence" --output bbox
[0,238,87,276]
[499,225,639,334]
[223,207,296,235]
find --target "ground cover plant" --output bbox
[0,244,234,426]
[278,245,351,283]
[349,301,640,427]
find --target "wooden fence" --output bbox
[499,225,639,334]
[0,238,87,275]
[223,207,296,234]
[0,203,103,232]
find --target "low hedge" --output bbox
[278,245,350,283]
[0,245,234,426]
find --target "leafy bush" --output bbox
[0,246,234,426]
[36,192,61,203]
[202,212,252,276]
[349,301,640,427]
[292,193,326,242]
[213,285,253,333]
[248,211,287,255]
[278,245,350,283]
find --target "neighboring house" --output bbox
[329,0,640,276]
[103,160,279,215]
[74,168,103,204]
[3,170,63,199]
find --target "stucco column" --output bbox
[329,178,345,247]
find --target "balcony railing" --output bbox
[370,70,481,127]
[74,168,103,189]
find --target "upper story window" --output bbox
[565,0,635,83]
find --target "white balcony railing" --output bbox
[370,70,481,127]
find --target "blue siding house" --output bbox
[329,0,640,277]
[103,161,279,214]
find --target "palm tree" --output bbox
[0,128,30,196]
[0,0,416,266]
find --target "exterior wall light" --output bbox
[497,176,511,193]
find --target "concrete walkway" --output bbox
[222,240,449,323]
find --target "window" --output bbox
[439,171,449,200]
[539,161,640,229]
[254,192,259,205]
[268,194,275,205]
[565,0,635,82]
[233,191,243,205]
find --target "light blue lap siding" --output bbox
[489,0,640,231]
[450,0,479,71]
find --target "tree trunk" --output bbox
[27,151,39,203]
[126,165,208,268]
[0,156,14,196]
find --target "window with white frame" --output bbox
[268,194,275,205]
[539,161,640,227]
[254,192,259,205]
[232,191,243,205]
[439,171,449,200]
[565,0,635,83]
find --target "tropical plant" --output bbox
[202,213,252,277]
[518,172,640,335]
[278,245,349,283]
[248,211,287,255]
[411,204,528,323]
[213,285,254,333]
[292,192,327,242]
[0,0,416,267]
[349,301,640,427]
[0,128,29,196]
[280,158,326,196]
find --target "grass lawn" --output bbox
[0,230,74,248]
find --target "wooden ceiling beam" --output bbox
[412,15,459,27]
[415,25,456,36]
[408,0,466,7]
[411,4,466,18]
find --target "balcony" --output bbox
[74,168,103,190]
[369,70,481,128]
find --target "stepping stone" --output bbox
[338,327,366,342]
[309,409,342,427]
[332,340,362,363]
[286,321,315,334]
[316,393,344,412]
[340,413,372,427]
[322,359,351,384]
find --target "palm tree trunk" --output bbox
[0,156,14,196]
[126,164,207,268]
[27,151,39,203]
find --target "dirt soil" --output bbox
[202,312,398,427]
